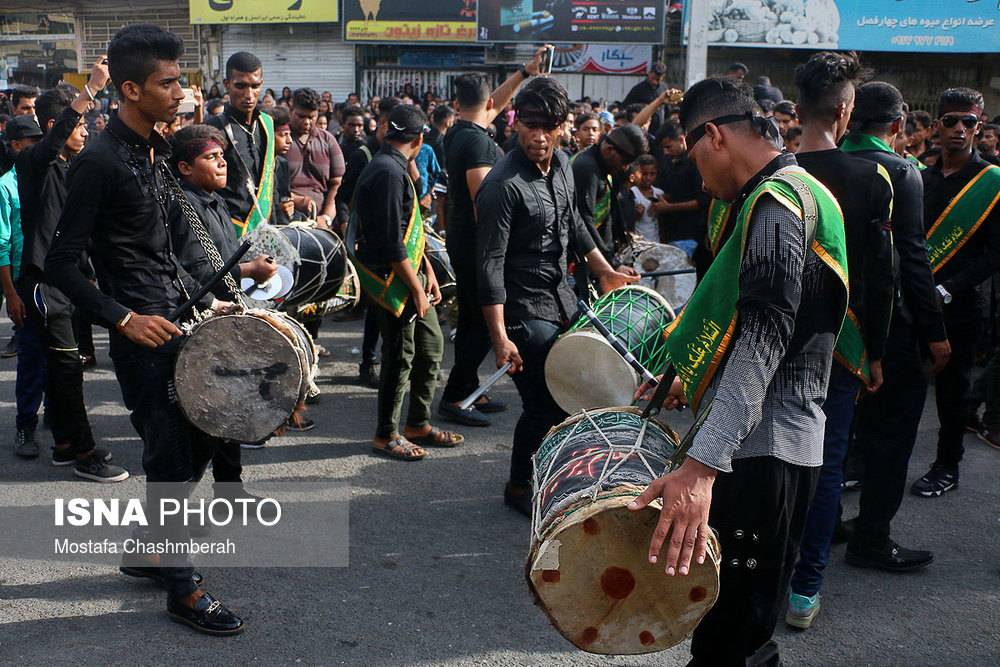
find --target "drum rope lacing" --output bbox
[530,409,673,543]
[158,161,249,312]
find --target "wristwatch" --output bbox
[936,284,953,305]
[519,64,530,79]
[317,213,332,225]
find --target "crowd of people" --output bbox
[1,23,999,663]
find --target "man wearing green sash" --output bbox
[630,77,849,666]
[787,52,897,630]
[205,52,274,237]
[912,87,1000,498]
[352,105,463,461]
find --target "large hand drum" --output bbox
[246,224,347,306]
[424,223,456,305]
[545,285,674,413]
[173,311,317,443]
[527,407,720,655]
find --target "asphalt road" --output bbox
[0,315,998,666]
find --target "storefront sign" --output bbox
[478,0,664,44]
[550,44,652,74]
[344,0,477,42]
[694,0,999,53]
[189,0,338,24]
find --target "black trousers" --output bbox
[689,457,818,666]
[506,318,566,489]
[21,279,96,454]
[851,315,927,547]
[933,315,983,468]
[441,254,493,403]
[111,336,217,600]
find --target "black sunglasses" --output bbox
[940,115,979,129]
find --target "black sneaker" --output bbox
[74,453,129,483]
[1,334,18,358]
[910,464,959,497]
[845,540,934,572]
[286,416,315,432]
[14,427,39,458]
[830,517,853,545]
[53,447,113,467]
[358,360,380,388]
[167,591,245,635]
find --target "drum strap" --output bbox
[159,163,248,309]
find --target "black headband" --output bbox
[685,111,780,147]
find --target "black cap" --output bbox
[650,62,667,75]
[3,115,43,141]
[384,104,427,142]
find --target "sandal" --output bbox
[406,426,464,448]
[372,435,426,461]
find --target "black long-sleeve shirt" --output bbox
[796,149,894,362]
[846,140,946,343]
[923,151,1000,320]
[45,113,201,329]
[571,144,619,262]
[168,180,241,300]
[353,143,415,272]
[205,104,269,224]
[476,144,596,324]
[15,105,82,281]
[336,136,378,226]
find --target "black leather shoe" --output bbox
[167,591,245,635]
[830,517,853,545]
[120,565,204,588]
[503,483,532,517]
[845,540,933,572]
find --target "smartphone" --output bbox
[541,46,554,76]
[178,88,196,114]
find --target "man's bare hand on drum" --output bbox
[629,458,717,576]
[242,254,278,284]
[634,374,688,411]
[583,247,639,294]
[120,314,181,348]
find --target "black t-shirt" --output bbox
[656,153,708,242]
[444,119,500,252]
[796,149,894,361]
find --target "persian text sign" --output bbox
[189,0,338,24]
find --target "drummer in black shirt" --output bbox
[476,77,636,516]
[45,24,244,635]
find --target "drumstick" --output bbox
[667,397,715,467]
[640,269,697,278]
[168,240,253,323]
[458,361,513,410]
[577,299,658,387]
[640,360,677,419]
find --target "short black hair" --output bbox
[636,154,658,168]
[513,77,569,125]
[785,125,803,142]
[268,105,290,127]
[206,98,224,115]
[851,81,905,134]
[431,104,455,126]
[984,123,999,134]
[678,76,757,135]
[225,51,262,79]
[35,84,78,131]
[107,24,184,96]
[575,111,599,129]
[755,76,772,86]
[758,99,776,114]
[937,87,984,119]
[773,100,797,118]
[384,104,427,143]
[794,51,870,121]
[291,87,321,111]
[607,123,649,158]
[454,73,491,110]
[625,103,645,122]
[910,110,932,128]
[378,96,402,120]
[729,62,749,75]
[169,124,226,169]
[341,104,365,122]
[655,117,684,143]
[11,85,37,105]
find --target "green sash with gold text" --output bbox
[925,164,1000,273]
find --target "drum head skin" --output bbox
[174,315,304,443]
[528,487,721,654]
[545,331,640,413]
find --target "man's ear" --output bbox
[485,97,494,112]
[47,119,55,133]
[121,80,142,103]
[177,160,194,177]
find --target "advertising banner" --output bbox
[550,44,652,74]
[189,0,338,24]
[344,0,478,42]
[477,0,664,43]
[697,0,999,53]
